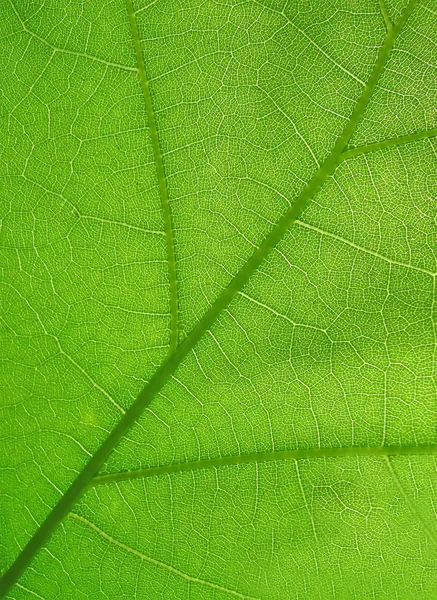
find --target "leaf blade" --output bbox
[0,2,419,595]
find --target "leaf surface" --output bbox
[1,0,437,598]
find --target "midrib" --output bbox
[0,0,420,596]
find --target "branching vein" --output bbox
[90,443,437,488]
[341,127,437,161]
[126,0,179,353]
[294,219,436,277]
[378,0,393,32]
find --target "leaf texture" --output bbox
[1,0,437,598]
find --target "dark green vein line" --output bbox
[0,1,418,597]
[378,0,393,32]
[341,127,437,161]
[90,443,437,488]
[126,0,179,353]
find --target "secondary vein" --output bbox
[341,127,437,161]
[0,1,419,596]
[378,0,393,32]
[90,443,437,487]
[126,0,179,353]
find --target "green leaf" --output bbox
[1,0,437,598]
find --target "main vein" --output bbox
[0,1,418,596]
[126,0,179,352]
